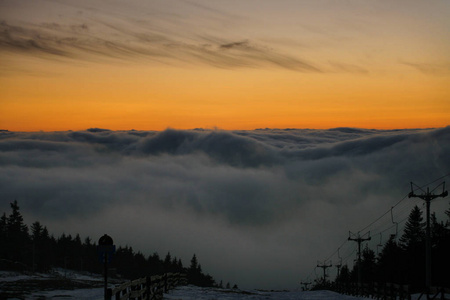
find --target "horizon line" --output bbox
[1,126,446,133]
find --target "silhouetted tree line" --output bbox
[0,200,221,287]
[332,203,450,292]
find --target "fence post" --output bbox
[164,273,168,293]
[145,276,150,300]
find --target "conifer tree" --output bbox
[164,252,172,270]
[376,236,404,283]
[189,254,198,271]
[177,258,183,271]
[6,200,30,264]
[187,254,215,287]
[399,205,426,289]
[188,254,199,285]
[360,246,376,283]
[30,221,44,271]
[431,202,450,287]
[1,201,221,285]
[399,205,425,250]
[430,213,447,247]
[0,213,7,260]
[335,264,351,285]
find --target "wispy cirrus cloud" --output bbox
[401,61,450,76]
[0,8,321,72]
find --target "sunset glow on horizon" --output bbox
[1,0,449,131]
[2,1,450,290]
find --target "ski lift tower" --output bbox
[408,182,447,295]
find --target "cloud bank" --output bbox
[1,127,449,288]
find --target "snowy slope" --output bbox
[0,269,109,299]
[1,270,369,300]
[165,286,369,300]
[1,271,430,300]
[31,285,370,300]
[20,286,431,300]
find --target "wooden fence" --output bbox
[336,282,449,300]
[109,272,187,300]
[418,286,450,300]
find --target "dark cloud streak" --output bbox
[401,61,450,76]
[0,0,322,72]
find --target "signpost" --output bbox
[98,234,115,300]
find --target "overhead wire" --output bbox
[308,172,450,281]
[358,173,450,235]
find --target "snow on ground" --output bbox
[1,271,371,300]
[29,287,104,299]
[164,285,369,300]
[0,268,104,282]
[0,269,109,299]
[30,286,372,300]
[0,271,437,300]
[164,286,445,300]
[19,286,437,300]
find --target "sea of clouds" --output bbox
[1,127,449,289]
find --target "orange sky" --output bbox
[1,0,449,131]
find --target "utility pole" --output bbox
[348,231,371,289]
[316,260,332,284]
[408,182,448,295]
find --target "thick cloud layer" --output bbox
[1,127,449,288]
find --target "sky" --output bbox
[1,127,449,289]
[0,0,450,291]
[1,0,449,130]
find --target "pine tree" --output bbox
[399,205,426,289]
[73,234,83,271]
[171,256,179,272]
[177,258,183,271]
[188,254,199,285]
[82,237,100,273]
[30,221,44,271]
[0,213,7,260]
[399,205,425,250]
[432,202,450,287]
[430,212,447,247]
[6,200,30,265]
[360,246,376,283]
[335,264,351,285]
[7,201,28,233]
[376,236,404,283]
[147,252,164,275]
[31,222,43,240]
[189,254,198,271]
[164,252,172,271]
[187,254,215,287]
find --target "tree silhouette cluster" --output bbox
[0,200,220,287]
[334,204,450,291]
